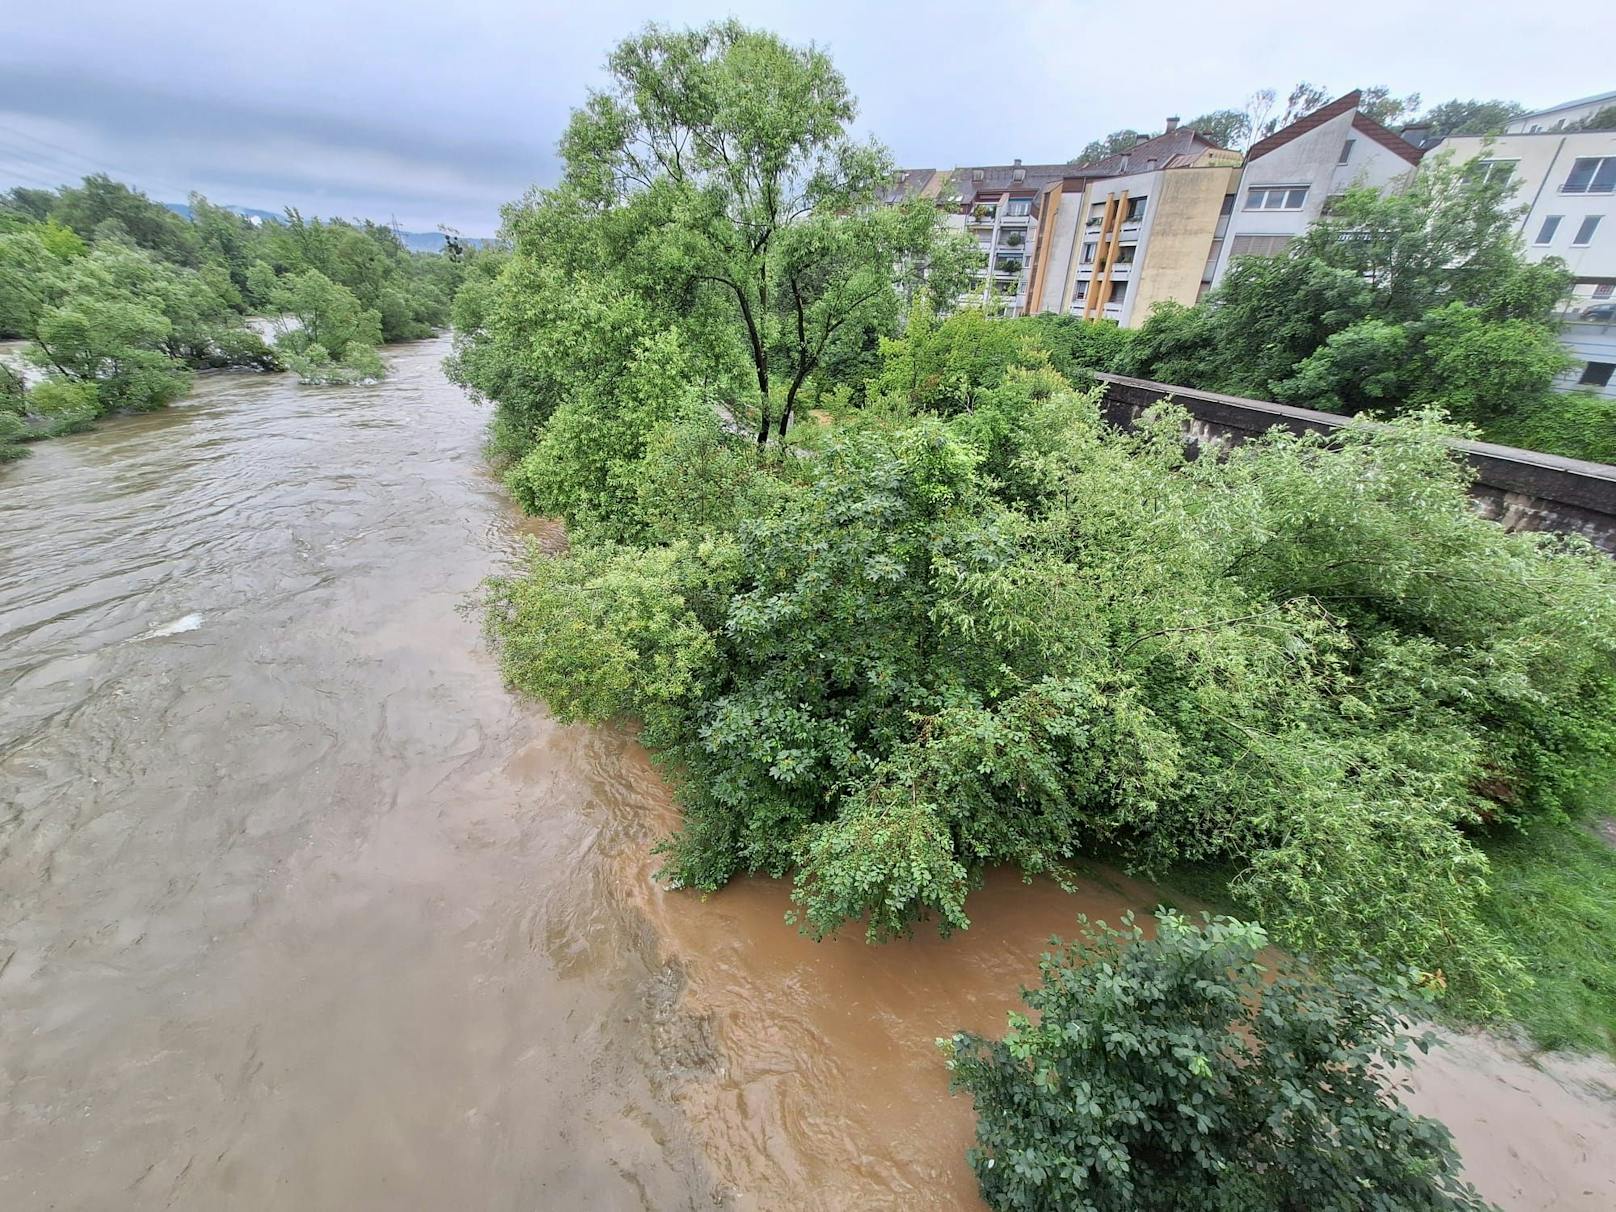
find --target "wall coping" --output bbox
[1091,372,1616,516]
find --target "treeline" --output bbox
[1021,158,1614,462]
[456,23,1616,1034]
[1,174,468,459]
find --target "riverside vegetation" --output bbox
[465,19,1611,1206]
[1,176,469,458]
[461,16,1616,1025]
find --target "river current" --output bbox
[1,337,1611,1210]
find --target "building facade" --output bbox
[1434,121,1616,397]
[1207,91,1423,289]
[1023,153,1241,324]
[1507,90,1616,135]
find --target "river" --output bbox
[1,336,1612,1210]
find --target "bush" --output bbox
[943,911,1493,1212]
[1483,391,1616,464]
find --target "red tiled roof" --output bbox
[1350,113,1424,166]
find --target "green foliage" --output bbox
[1417,99,1527,139]
[1124,156,1583,455]
[0,173,461,451]
[505,327,707,540]
[1006,314,1138,383]
[474,22,1616,1040]
[943,911,1493,1212]
[1483,391,1616,464]
[1477,816,1616,1054]
[873,299,1038,414]
[452,19,969,454]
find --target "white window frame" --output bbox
[1338,139,1355,165]
[1244,185,1309,211]
[1535,215,1563,245]
[1471,159,1518,187]
[1563,157,1616,194]
[1572,215,1603,247]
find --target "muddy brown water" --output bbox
[2,337,1612,1210]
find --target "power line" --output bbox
[0,123,196,201]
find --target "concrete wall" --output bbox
[1092,373,1616,552]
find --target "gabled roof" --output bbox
[1350,112,1424,165]
[1069,126,1232,176]
[1244,90,1421,167]
[1244,91,1361,162]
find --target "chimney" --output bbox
[1164,116,1180,132]
[1133,133,1150,146]
[1013,158,1022,166]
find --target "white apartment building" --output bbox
[1435,121,1616,397]
[1508,90,1616,134]
[1208,91,1422,288]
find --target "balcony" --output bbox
[998,212,1031,226]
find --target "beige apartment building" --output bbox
[1024,140,1241,324]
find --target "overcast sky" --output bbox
[1,1,1604,234]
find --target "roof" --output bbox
[934,162,1079,203]
[878,168,940,204]
[1068,126,1233,176]
[1244,90,1421,167]
[1519,89,1616,121]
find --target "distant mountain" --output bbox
[162,201,489,254]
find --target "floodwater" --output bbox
[2,337,1612,1210]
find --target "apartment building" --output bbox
[886,161,1076,315]
[1508,90,1616,134]
[1022,125,1242,324]
[1207,91,1423,288]
[1434,111,1616,396]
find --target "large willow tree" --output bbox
[456,21,971,451]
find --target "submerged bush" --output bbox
[943,911,1493,1212]
[484,364,1616,1011]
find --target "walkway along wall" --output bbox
[1092,373,1616,555]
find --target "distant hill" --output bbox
[162,201,490,254]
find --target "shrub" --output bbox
[943,911,1493,1212]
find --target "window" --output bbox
[1338,138,1355,164]
[1124,198,1146,222]
[1005,197,1031,216]
[1080,242,1096,265]
[1228,233,1293,258]
[1535,215,1563,244]
[1573,215,1603,246]
[1108,280,1128,304]
[1219,192,1236,216]
[1468,158,1518,187]
[1072,281,1088,302]
[1580,361,1614,387]
[1115,244,1137,264]
[1563,157,1616,194]
[1594,283,1614,299]
[1245,186,1308,210]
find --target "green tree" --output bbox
[1417,99,1528,138]
[943,911,1493,1212]
[51,174,201,266]
[1570,103,1616,132]
[1180,109,1247,149]
[555,20,967,443]
[1073,130,1151,163]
